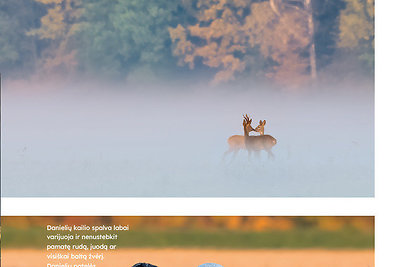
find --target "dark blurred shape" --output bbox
[132,263,158,267]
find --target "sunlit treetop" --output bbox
[170,0,311,86]
[339,0,374,49]
[338,0,374,71]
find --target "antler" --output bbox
[243,114,251,123]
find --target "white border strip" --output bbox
[1,198,375,216]
[376,0,400,265]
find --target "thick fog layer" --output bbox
[2,82,373,197]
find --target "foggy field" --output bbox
[2,248,374,267]
[1,81,374,197]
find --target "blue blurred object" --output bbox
[198,263,224,267]
[132,263,158,267]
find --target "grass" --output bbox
[1,227,374,249]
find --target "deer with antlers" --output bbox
[223,116,276,160]
[223,121,256,160]
[243,114,277,159]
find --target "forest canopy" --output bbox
[0,0,374,87]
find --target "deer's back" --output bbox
[227,135,245,148]
[245,135,277,150]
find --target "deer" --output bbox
[223,119,267,160]
[243,114,277,159]
[255,120,266,135]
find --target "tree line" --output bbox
[0,0,374,87]
[3,216,374,232]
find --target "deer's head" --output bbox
[255,120,266,135]
[243,114,255,134]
